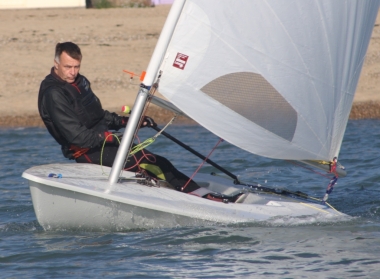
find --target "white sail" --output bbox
[157,0,379,161]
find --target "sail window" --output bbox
[201,72,298,142]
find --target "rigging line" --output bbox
[287,160,341,204]
[134,71,161,134]
[123,135,152,171]
[151,126,239,182]
[286,160,333,179]
[300,202,330,214]
[181,138,224,192]
[301,200,342,215]
[239,181,323,203]
[122,72,162,172]
[100,133,122,176]
[129,76,172,156]
[324,201,342,215]
[212,172,322,202]
[129,116,176,156]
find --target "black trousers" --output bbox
[75,145,199,193]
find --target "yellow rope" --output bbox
[99,116,176,175]
[300,202,330,214]
[129,137,156,156]
[323,201,342,215]
[100,133,121,176]
[313,160,331,165]
[129,116,177,157]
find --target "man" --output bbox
[38,42,243,202]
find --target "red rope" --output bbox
[123,135,157,172]
[124,82,159,170]
[181,138,224,192]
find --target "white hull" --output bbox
[23,163,345,231]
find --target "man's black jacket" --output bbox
[38,68,126,159]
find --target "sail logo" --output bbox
[173,53,189,70]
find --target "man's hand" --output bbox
[140,116,157,128]
[120,116,129,127]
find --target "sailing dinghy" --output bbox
[23,0,380,230]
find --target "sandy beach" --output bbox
[0,6,379,127]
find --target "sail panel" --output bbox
[157,0,380,161]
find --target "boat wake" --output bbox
[0,220,43,233]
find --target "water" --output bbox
[1,120,380,278]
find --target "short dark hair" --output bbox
[55,42,82,63]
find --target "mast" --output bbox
[108,0,186,185]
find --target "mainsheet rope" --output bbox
[129,116,176,156]
[181,138,224,192]
[100,71,174,176]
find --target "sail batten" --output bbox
[157,0,380,161]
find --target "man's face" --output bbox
[54,51,81,83]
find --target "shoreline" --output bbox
[0,7,379,128]
[1,101,379,128]
[0,105,196,128]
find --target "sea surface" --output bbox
[1,120,380,278]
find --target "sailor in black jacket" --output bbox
[38,42,200,193]
[39,67,129,159]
